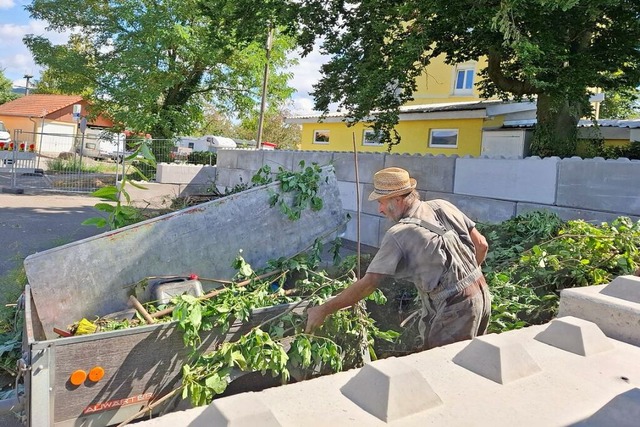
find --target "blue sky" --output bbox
[0,0,324,114]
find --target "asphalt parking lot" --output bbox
[0,189,105,276]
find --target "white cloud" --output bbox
[0,0,15,10]
[0,20,71,82]
[286,44,337,116]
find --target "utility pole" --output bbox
[256,25,273,150]
[23,74,33,96]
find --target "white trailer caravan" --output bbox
[176,135,237,152]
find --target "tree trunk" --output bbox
[531,93,580,158]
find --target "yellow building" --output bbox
[286,55,637,156]
[287,55,537,156]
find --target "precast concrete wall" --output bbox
[210,150,640,248]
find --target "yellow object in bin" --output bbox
[75,318,98,335]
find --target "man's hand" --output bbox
[304,305,328,334]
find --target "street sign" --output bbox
[79,117,87,134]
[72,104,82,122]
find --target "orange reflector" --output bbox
[70,370,87,386]
[88,366,105,382]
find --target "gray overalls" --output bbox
[400,202,490,349]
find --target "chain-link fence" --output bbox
[0,129,218,194]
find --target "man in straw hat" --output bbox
[306,167,491,350]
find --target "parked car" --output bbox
[0,121,11,146]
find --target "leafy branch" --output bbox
[82,140,157,229]
[252,160,325,221]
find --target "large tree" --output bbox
[0,69,19,105]
[289,0,640,156]
[24,0,296,139]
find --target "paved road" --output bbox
[0,189,106,425]
[0,190,106,276]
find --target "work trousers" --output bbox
[419,275,491,350]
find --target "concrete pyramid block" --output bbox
[452,335,541,384]
[600,275,640,303]
[340,357,442,422]
[535,316,614,356]
[189,392,281,427]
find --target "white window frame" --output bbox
[453,66,475,94]
[429,129,459,148]
[313,130,330,145]
[362,129,383,146]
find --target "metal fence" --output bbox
[0,129,217,194]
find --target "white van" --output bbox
[76,128,126,161]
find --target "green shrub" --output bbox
[187,151,216,165]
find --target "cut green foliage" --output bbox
[176,246,397,407]
[252,161,325,221]
[479,213,640,331]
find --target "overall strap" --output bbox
[399,217,446,236]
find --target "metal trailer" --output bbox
[9,166,345,426]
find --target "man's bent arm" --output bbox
[469,227,488,265]
[304,272,384,333]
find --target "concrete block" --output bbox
[385,153,456,193]
[557,158,640,216]
[217,149,239,169]
[290,150,334,169]
[454,157,559,204]
[452,335,542,384]
[215,168,255,191]
[156,163,217,185]
[600,275,640,303]
[343,211,381,247]
[332,152,385,182]
[424,191,516,224]
[558,285,640,346]
[516,203,640,224]
[574,388,640,427]
[534,316,613,356]
[190,393,281,427]
[236,149,265,171]
[340,358,442,422]
[264,150,294,171]
[337,181,365,212]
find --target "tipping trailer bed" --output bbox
[18,166,345,426]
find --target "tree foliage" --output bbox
[599,87,640,120]
[24,0,296,139]
[0,69,19,105]
[286,0,640,156]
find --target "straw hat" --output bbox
[368,167,417,201]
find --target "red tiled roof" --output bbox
[0,94,83,117]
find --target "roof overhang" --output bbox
[284,100,531,124]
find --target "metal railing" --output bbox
[0,130,218,194]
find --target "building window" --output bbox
[429,129,458,148]
[313,130,330,144]
[362,129,383,146]
[454,68,474,93]
[188,142,194,149]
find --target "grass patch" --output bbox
[0,265,27,387]
[46,158,120,174]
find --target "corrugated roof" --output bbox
[0,94,83,117]
[578,119,640,128]
[504,118,640,129]
[289,100,505,120]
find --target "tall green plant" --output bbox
[82,140,156,229]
